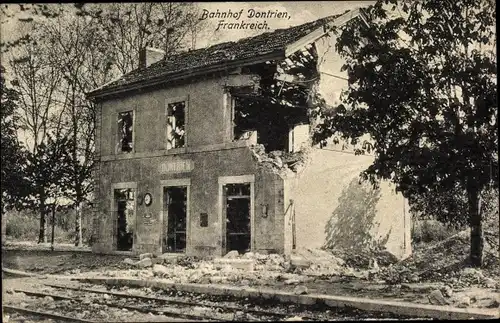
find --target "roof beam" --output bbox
[285,8,364,57]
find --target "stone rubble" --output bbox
[428,290,450,306]
[89,244,500,310]
[293,285,309,295]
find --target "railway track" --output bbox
[3,305,95,323]
[4,282,425,322]
[5,283,320,322]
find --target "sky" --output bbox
[0,2,375,50]
[194,1,374,48]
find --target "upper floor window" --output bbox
[118,111,134,153]
[166,101,186,149]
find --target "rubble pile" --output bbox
[376,229,500,286]
[117,249,361,285]
[249,145,310,176]
[328,248,399,269]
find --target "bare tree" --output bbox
[39,9,115,246]
[8,30,67,242]
[82,3,204,74]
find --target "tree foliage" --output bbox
[0,65,27,211]
[313,0,497,266]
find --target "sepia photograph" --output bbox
[1,1,498,321]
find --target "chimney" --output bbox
[138,47,166,69]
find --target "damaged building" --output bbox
[87,9,411,259]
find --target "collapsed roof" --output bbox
[87,8,366,100]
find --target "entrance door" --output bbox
[163,186,187,253]
[114,188,135,251]
[223,183,251,254]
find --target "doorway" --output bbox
[163,186,187,253]
[114,188,135,251]
[223,183,251,254]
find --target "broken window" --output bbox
[231,93,309,152]
[117,111,134,153]
[230,45,318,154]
[166,101,186,149]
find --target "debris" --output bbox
[456,296,471,308]
[285,316,304,321]
[214,258,255,271]
[475,296,500,308]
[233,311,246,320]
[428,290,449,305]
[294,285,308,295]
[123,258,135,265]
[400,283,444,293]
[243,252,255,259]
[158,253,178,265]
[290,256,312,269]
[139,253,153,260]
[224,250,239,259]
[136,258,153,268]
[43,296,54,302]
[482,277,497,288]
[210,276,226,284]
[152,257,164,265]
[285,278,301,285]
[152,264,169,277]
[440,285,453,298]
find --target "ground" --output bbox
[3,230,499,316]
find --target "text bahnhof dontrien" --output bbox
[201,9,290,31]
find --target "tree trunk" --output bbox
[1,203,7,246]
[467,182,483,267]
[75,202,83,247]
[38,200,47,243]
[51,204,56,251]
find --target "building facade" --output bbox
[88,9,411,259]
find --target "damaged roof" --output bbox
[88,10,360,99]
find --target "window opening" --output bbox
[117,111,134,153]
[166,101,186,149]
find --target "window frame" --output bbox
[165,96,189,151]
[115,109,136,154]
